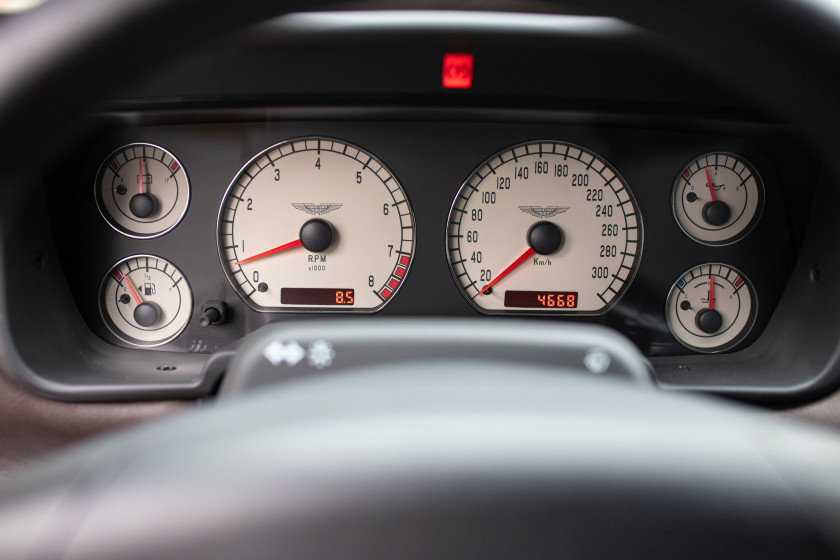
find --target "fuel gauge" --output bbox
[666,263,757,353]
[100,255,193,347]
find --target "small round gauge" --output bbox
[100,255,193,347]
[446,141,642,314]
[672,152,763,245]
[95,143,190,238]
[665,263,757,353]
[218,137,414,312]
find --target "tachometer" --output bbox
[218,137,414,312]
[446,141,642,314]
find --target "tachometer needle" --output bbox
[234,238,303,266]
[705,167,716,201]
[475,247,535,297]
[138,157,144,194]
[708,275,714,309]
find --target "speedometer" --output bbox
[446,141,642,314]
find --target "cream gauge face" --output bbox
[99,255,193,347]
[672,152,763,245]
[446,141,643,314]
[218,137,414,312]
[95,143,190,238]
[666,263,756,352]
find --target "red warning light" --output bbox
[442,53,473,89]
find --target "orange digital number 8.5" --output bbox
[335,290,355,305]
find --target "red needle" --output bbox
[138,157,144,194]
[234,239,303,266]
[708,275,714,309]
[475,247,535,297]
[123,274,142,305]
[705,167,717,201]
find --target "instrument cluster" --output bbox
[51,113,805,358]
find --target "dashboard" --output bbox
[10,3,840,557]
[0,9,833,405]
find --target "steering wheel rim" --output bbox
[3,356,840,558]
[2,0,840,558]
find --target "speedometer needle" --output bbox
[234,239,302,266]
[705,167,717,201]
[475,247,535,297]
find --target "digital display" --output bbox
[281,288,355,306]
[504,291,578,309]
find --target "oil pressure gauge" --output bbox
[672,152,763,245]
[100,255,193,347]
[666,263,756,353]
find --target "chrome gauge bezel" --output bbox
[664,262,758,354]
[445,140,644,316]
[216,136,416,314]
[94,142,191,239]
[671,152,765,247]
[98,254,194,348]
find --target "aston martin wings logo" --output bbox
[518,206,569,218]
[292,203,343,216]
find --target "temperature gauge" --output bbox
[672,152,763,245]
[665,263,756,353]
[99,255,193,347]
[95,143,190,238]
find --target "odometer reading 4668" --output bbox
[446,141,643,314]
[504,291,578,309]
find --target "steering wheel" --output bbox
[2,0,840,558]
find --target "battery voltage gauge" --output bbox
[95,143,190,238]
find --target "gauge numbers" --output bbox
[95,143,190,238]
[672,152,763,245]
[666,263,756,352]
[99,255,193,347]
[447,141,642,314]
[218,137,414,312]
